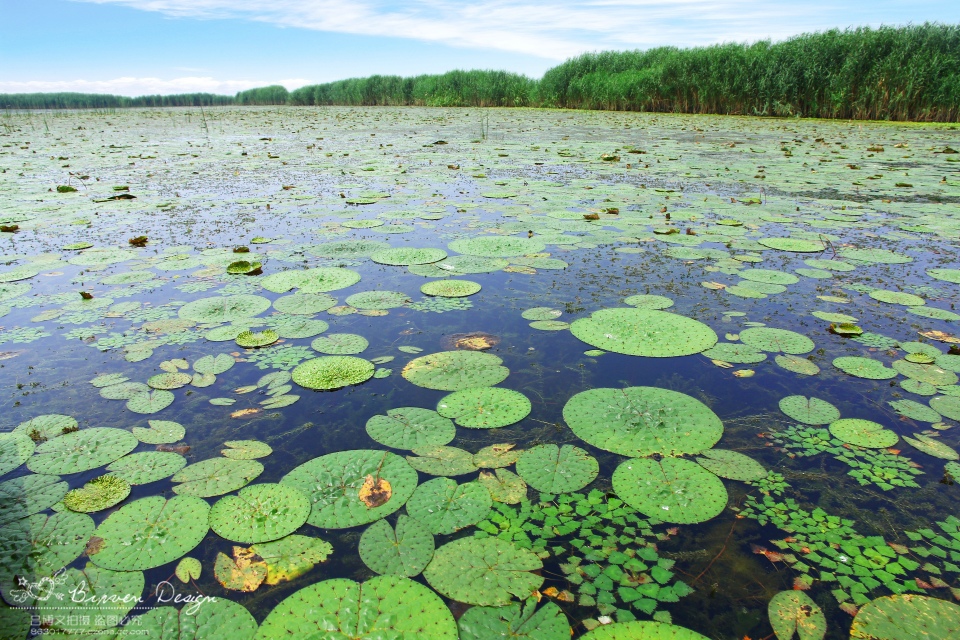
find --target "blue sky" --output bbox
[1,0,956,96]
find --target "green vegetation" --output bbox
[4,24,956,120]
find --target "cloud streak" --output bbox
[0,77,311,96]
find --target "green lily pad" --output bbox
[0,432,34,477]
[478,469,527,504]
[903,434,958,460]
[424,537,543,606]
[930,395,960,421]
[0,474,68,526]
[438,255,510,273]
[623,294,674,309]
[612,457,728,524]
[811,311,858,323]
[254,576,458,639]
[768,590,827,640]
[345,290,410,310]
[775,355,821,375]
[581,621,709,639]
[173,458,264,497]
[927,268,960,284]
[236,329,279,348]
[406,477,492,534]
[210,483,311,543]
[253,534,333,585]
[529,320,569,330]
[436,387,532,428]
[132,419,185,444]
[833,356,898,379]
[193,353,235,375]
[839,248,912,264]
[365,407,456,449]
[262,267,361,293]
[14,414,78,441]
[126,389,175,414]
[147,371,193,390]
[222,440,273,460]
[563,386,723,457]
[63,475,131,512]
[889,399,941,422]
[226,260,261,274]
[107,451,186,484]
[739,327,814,354]
[522,307,563,321]
[829,419,898,448]
[281,450,417,529]
[892,360,959,386]
[570,308,717,357]
[273,293,338,315]
[406,446,479,476]
[421,279,482,297]
[271,316,329,338]
[459,600,569,640]
[870,290,926,306]
[371,247,448,265]
[402,350,509,390]
[696,449,768,482]
[359,515,434,577]
[779,396,841,425]
[850,594,960,639]
[122,599,257,640]
[292,356,375,390]
[740,269,800,285]
[449,236,546,258]
[515,444,598,493]
[702,343,767,364]
[28,427,138,475]
[474,443,522,468]
[89,495,210,571]
[35,564,144,633]
[309,240,391,259]
[758,238,824,252]
[178,294,271,322]
[311,333,369,355]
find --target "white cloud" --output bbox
[0,76,311,96]
[72,0,882,60]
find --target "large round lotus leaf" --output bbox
[768,590,826,640]
[403,351,509,391]
[581,621,709,639]
[421,279,482,297]
[90,495,210,571]
[739,269,800,285]
[292,356,375,390]
[63,475,131,512]
[829,419,898,448]
[889,399,942,423]
[311,333,369,355]
[424,537,543,606]
[178,294,271,322]
[35,564,144,633]
[739,327,814,354]
[701,343,767,364]
[273,293,338,315]
[125,599,258,640]
[0,474,68,526]
[107,451,186,484]
[695,449,768,482]
[850,594,960,639]
[449,236,546,257]
[359,515,434,577]
[436,387,532,428]
[927,268,960,284]
[563,387,723,457]
[623,294,673,309]
[147,372,192,390]
[839,248,912,264]
[406,477,492,535]
[281,450,417,529]
[262,267,361,293]
[459,601,569,640]
[371,247,448,265]
[833,356,898,379]
[0,511,94,601]
[27,427,138,475]
[775,354,820,376]
[406,446,479,476]
[132,419,185,444]
[521,307,562,321]
[570,308,717,357]
[904,434,958,460]
[308,240,391,259]
[345,290,410,310]
[757,237,824,252]
[0,432,34,477]
[437,255,509,273]
[172,458,264,497]
[14,414,77,441]
[272,316,329,338]
[930,396,960,421]
[193,353,235,375]
[515,444,598,493]
[778,396,841,425]
[210,483,310,544]
[254,575,458,640]
[126,389,175,414]
[869,290,926,306]
[612,457,728,524]
[365,407,456,449]
[892,360,959,386]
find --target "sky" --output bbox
[1,0,957,96]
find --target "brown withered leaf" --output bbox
[214,547,266,592]
[358,474,392,508]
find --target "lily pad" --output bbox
[581,621,709,639]
[850,594,960,639]
[612,457,728,524]
[892,360,958,386]
[478,469,528,504]
[889,399,942,423]
[0,474,68,526]
[14,414,78,441]
[779,396,841,425]
[829,419,899,448]
[739,327,814,354]
[309,240,390,259]
[0,432,34,477]
[261,267,361,293]
[402,350,509,390]
[122,599,257,640]
[210,483,311,543]
[365,407,456,450]
[563,386,723,457]
[424,536,543,606]
[758,238,824,252]
[292,356,375,390]
[406,446,479,476]
[515,444,598,493]
[702,342,767,364]
[421,279,482,297]
[359,515,435,577]
[903,433,958,460]
[281,450,417,529]
[767,591,827,640]
[930,395,960,421]
[147,371,192,390]
[106,451,186,484]
[449,236,546,258]
[775,355,821,375]
[253,534,334,585]
[833,356,898,379]
[345,290,410,310]
[696,449,768,482]
[178,294,270,322]
[522,307,563,321]
[311,333,369,355]
[126,390,175,414]
[172,458,264,497]
[28,427,137,475]
[63,475,131,512]
[406,477,492,534]
[623,294,674,309]
[570,308,717,357]
[474,443,522,468]
[870,290,925,306]
[131,419,185,444]
[839,248,912,264]
[222,440,273,460]
[436,387,532,428]
[740,269,800,285]
[273,293,338,315]
[89,495,210,571]
[34,565,144,633]
[459,600,569,640]
[371,247,448,265]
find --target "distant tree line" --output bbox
[3,24,958,121]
